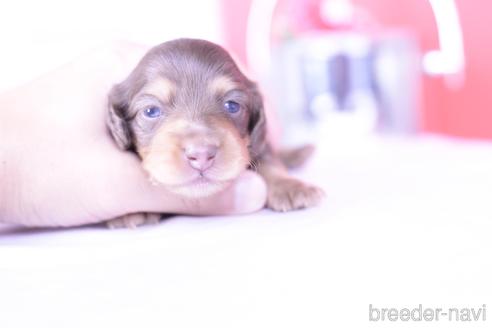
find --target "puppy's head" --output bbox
[108,39,267,198]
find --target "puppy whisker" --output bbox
[249,159,259,172]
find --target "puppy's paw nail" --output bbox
[267,178,324,212]
[106,213,161,229]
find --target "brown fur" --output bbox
[106,39,323,227]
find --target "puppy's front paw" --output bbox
[106,213,161,229]
[267,178,324,212]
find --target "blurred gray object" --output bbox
[270,32,421,146]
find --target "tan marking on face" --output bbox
[140,115,250,198]
[140,77,175,103]
[157,117,211,136]
[209,76,237,95]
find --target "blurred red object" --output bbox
[220,0,492,140]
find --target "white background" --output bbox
[0,0,221,92]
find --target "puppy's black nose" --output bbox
[185,144,217,172]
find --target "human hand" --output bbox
[0,42,267,227]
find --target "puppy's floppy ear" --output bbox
[248,84,269,160]
[107,83,133,150]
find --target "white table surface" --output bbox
[1,134,491,328]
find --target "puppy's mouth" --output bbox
[181,173,228,186]
[161,175,232,198]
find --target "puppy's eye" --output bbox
[224,100,241,114]
[143,106,162,118]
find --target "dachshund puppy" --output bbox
[107,39,323,228]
